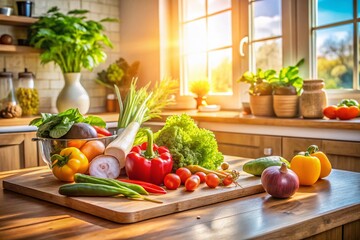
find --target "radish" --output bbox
[89,155,121,178]
[104,121,140,169]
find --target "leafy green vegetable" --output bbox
[154,114,224,171]
[29,108,106,138]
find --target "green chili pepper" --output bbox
[74,173,149,195]
[59,183,126,197]
[59,182,162,203]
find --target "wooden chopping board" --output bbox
[3,158,264,223]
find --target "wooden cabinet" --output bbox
[0,132,39,171]
[213,131,282,159]
[283,137,360,172]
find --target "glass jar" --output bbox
[300,79,328,119]
[16,68,39,116]
[0,68,16,110]
[0,68,23,118]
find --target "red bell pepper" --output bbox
[125,129,173,186]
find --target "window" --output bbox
[249,0,282,71]
[312,0,360,90]
[170,0,359,109]
[179,0,233,96]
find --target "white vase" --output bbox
[56,73,90,114]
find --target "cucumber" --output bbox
[243,156,290,176]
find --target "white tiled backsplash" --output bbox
[0,0,121,113]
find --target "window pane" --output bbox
[316,24,353,89]
[208,48,232,94]
[183,19,207,54]
[184,53,207,94]
[253,0,281,40]
[182,0,206,21]
[316,0,353,27]
[208,11,232,49]
[254,39,282,71]
[208,0,231,14]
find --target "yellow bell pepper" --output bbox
[291,152,321,186]
[50,147,89,182]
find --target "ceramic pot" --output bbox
[300,79,327,119]
[56,73,90,114]
[249,95,274,117]
[273,95,299,118]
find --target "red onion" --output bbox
[261,162,299,198]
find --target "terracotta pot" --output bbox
[273,95,299,118]
[194,96,207,109]
[249,95,274,117]
[56,73,90,114]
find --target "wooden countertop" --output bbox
[1,110,360,130]
[1,157,359,239]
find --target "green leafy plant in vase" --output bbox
[189,79,210,109]
[28,6,116,114]
[238,69,276,116]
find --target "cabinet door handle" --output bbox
[263,148,272,156]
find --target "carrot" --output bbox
[185,165,241,184]
[104,122,140,169]
[185,165,228,179]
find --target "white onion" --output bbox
[261,162,299,198]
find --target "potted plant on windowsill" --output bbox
[270,59,304,118]
[28,7,115,114]
[189,79,210,109]
[238,69,276,116]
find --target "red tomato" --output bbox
[195,172,206,183]
[185,175,200,191]
[222,175,234,186]
[336,106,359,120]
[323,105,337,119]
[205,173,220,188]
[93,126,112,137]
[164,173,181,190]
[176,167,192,184]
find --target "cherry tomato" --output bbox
[323,105,338,119]
[185,175,200,191]
[222,175,234,186]
[205,173,220,188]
[336,106,359,120]
[164,173,181,190]
[221,162,230,170]
[176,167,192,184]
[195,172,206,183]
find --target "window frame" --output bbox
[164,0,360,110]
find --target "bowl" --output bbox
[0,7,13,16]
[33,135,117,168]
